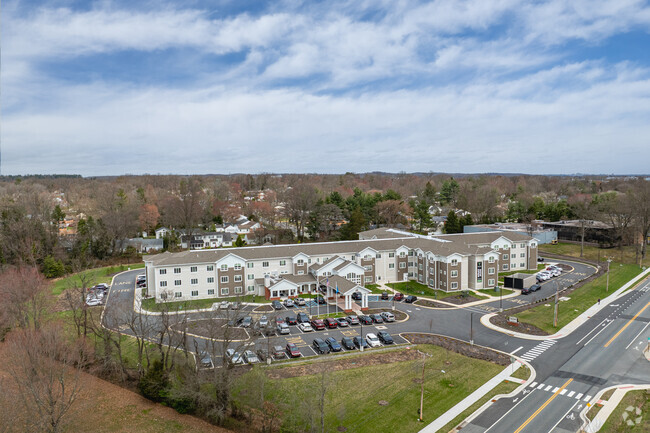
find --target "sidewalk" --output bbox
[583,384,650,432]
[481,267,650,341]
[419,361,528,433]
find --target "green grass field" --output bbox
[386,281,468,299]
[600,390,650,432]
[52,263,145,295]
[363,283,386,294]
[540,242,650,267]
[515,263,642,334]
[478,288,514,297]
[237,344,515,433]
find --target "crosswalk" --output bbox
[519,339,556,362]
[527,381,591,402]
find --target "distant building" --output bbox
[539,220,617,246]
[464,222,557,244]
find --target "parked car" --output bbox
[370,314,384,324]
[359,315,373,325]
[239,316,253,328]
[286,343,301,358]
[258,315,269,328]
[336,317,349,327]
[366,333,381,348]
[272,300,283,310]
[285,315,298,325]
[521,287,531,295]
[256,348,269,362]
[404,295,418,303]
[295,297,306,306]
[219,301,231,309]
[275,317,285,325]
[297,312,310,323]
[231,302,241,310]
[198,351,213,368]
[277,323,290,335]
[243,350,260,364]
[273,345,287,359]
[95,283,109,291]
[226,349,244,365]
[353,336,369,349]
[316,296,327,305]
[86,297,102,307]
[325,337,342,352]
[351,292,362,301]
[537,257,545,262]
[530,284,541,292]
[346,315,360,325]
[381,312,395,322]
[381,291,390,300]
[284,298,295,308]
[298,322,314,332]
[341,337,356,350]
[377,331,394,344]
[393,292,404,302]
[310,319,326,330]
[312,338,330,354]
[325,318,339,329]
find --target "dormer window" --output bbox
[451,259,458,266]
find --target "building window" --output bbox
[221,276,229,283]
[520,243,525,248]
[159,269,167,275]
[297,259,304,265]
[190,266,197,272]
[280,260,286,266]
[234,263,242,270]
[408,262,414,267]
[511,253,516,258]
[247,262,254,268]
[174,280,181,286]
[221,288,229,296]
[389,263,395,269]
[503,264,509,270]
[208,289,215,295]
[521,263,526,268]
[376,254,382,259]
[399,262,406,269]
[160,281,167,287]
[363,265,373,271]
[207,265,214,271]
[418,263,423,270]
[220,264,228,271]
[400,252,406,258]
[365,276,372,283]
[207,277,214,283]
[488,279,495,286]
[389,252,395,258]
[451,259,458,266]
[451,270,458,277]
[297,270,304,275]
[308,258,312,264]
[408,251,414,256]
[174,267,181,274]
[247,274,254,280]
[191,278,198,285]
[488,268,495,275]
[262,261,269,268]
[234,286,243,294]
[247,285,254,292]
[531,243,537,248]
[488,256,495,263]
[502,254,508,260]
[175,292,182,298]
[234,275,242,282]
[451,282,458,289]
[191,290,198,297]
[520,253,525,258]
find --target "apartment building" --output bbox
[144,228,537,303]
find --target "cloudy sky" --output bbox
[3,0,650,176]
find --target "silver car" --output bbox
[277,323,290,335]
[259,315,269,328]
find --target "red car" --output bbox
[286,343,301,358]
[393,292,404,302]
[325,318,338,329]
[310,319,326,330]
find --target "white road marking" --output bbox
[567,391,575,397]
[625,320,650,350]
[552,387,559,393]
[584,320,614,346]
[537,383,545,390]
[545,385,553,391]
[511,346,524,355]
[584,395,591,402]
[530,382,538,388]
[546,400,579,433]
[560,389,567,395]
[575,393,583,400]
[483,388,538,433]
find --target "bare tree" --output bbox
[631,180,650,263]
[5,324,87,433]
[62,268,96,338]
[283,182,319,241]
[0,266,51,330]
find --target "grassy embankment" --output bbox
[52,263,145,295]
[540,242,650,267]
[599,390,650,432]
[387,281,487,300]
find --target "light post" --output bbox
[499,284,503,313]
[360,320,364,352]
[553,280,559,328]
[606,258,612,292]
[470,312,474,345]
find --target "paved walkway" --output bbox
[419,361,526,433]
[481,267,650,340]
[583,384,650,432]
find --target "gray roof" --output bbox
[144,231,533,267]
[358,227,409,239]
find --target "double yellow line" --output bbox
[513,378,573,433]
[604,301,650,348]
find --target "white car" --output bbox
[283,298,295,308]
[219,301,231,309]
[366,333,381,348]
[380,312,395,322]
[537,271,551,281]
[298,322,313,332]
[86,297,102,306]
[259,315,269,328]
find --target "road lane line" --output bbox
[624,320,650,350]
[510,346,524,355]
[604,301,650,347]
[584,395,591,402]
[483,388,539,433]
[530,382,538,388]
[537,383,545,389]
[576,319,609,345]
[552,387,559,393]
[513,378,573,433]
[560,389,567,395]
[584,320,614,346]
[546,400,579,433]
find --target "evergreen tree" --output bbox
[444,210,461,233]
[339,207,366,240]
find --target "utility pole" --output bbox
[419,351,426,422]
[606,258,612,292]
[470,312,474,345]
[553,281,559,328]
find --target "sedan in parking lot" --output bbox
[325,318,338,329]
[310,319,326,330]
[381,291,390,300]
[312,338,330,354]
[370,314,384,324]
[359,315,373,325]
[325,337,342,352]
[353,336,369,349]
[277,323,290,334]
[256,348,269,362]
[273,345,287,359]
[393,292,404,302]
[316,296,327,304]
[258,315,269,328]
[530,284,541,292]
[346,315,360,325]
[366,333,381,348]
[297,312,310,323]
[298,322,313,332]
[341,337,355,350]
[336,318,349,327]
[351,292,362,301]
[284,298,295,308]
[219,301,231,310]
[243,350,260,364]
[272,300,283,310]
[295,297,306,306]
[285,315,298,325]
[380,312,395,322]
[239,316,253,328]
[377,331,394,344]
[286,343,301,358]
[404,295,417,303]
[198,351,213,368]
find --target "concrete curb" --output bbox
[580,384,650,432]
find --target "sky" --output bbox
[3,0,650,176]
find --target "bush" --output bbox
[138,361,169,402]
[42,255,66,278]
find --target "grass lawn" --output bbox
[52,263,145,296]
[515,263,643,334]
[363,284,385,294]
[600,390,650,432]
[386,281,462,300]
[540,242,650,267]
[141,294,269,312]
[251,344,513,433]
[478,288,514,297]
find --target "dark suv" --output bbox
[404,295,418,303]
[312,338,330,354]
[381,291,389,300]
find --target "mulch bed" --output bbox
[402,333,511,366]
[253,305,274,313]
[489,314,549,336]
[414,294,483,308]
[414,299,454,308]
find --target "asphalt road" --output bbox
[100,259,650,432]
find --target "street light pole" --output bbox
[419,351,426,422]
[470,312,474,345]
[606,258,612,292]
[553,281,559,328]
[360,321,364,352]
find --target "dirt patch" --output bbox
[443,295,485,305]
[402,333,510,366]
[489,315,549,336]
[363,308,408,321]
[253,305,274,313]
[266,349,421,379]
[176,319,250,341]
